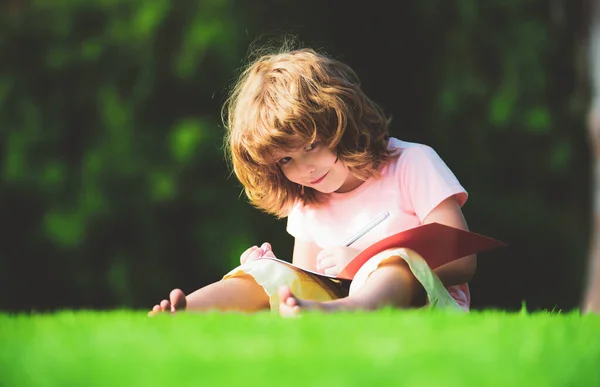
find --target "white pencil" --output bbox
[344,212,390,247]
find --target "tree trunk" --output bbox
[584,0,600,313]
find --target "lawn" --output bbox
[1,309,599,386]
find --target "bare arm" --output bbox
[292,238,321,272]
[423,196,477,287]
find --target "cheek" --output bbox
[319,149,338,165]
[281,167,300,184]
[331,157,346,172]
[333,159,351,181]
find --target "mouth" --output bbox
[309,172,329,185]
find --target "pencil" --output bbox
[344,212,390,247]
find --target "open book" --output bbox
[260,222,506,281]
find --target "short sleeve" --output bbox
[285,202,314,242]
[400,145,468,222]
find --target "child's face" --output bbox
[273,141,363,193]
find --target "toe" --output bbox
[169,288,187,311]
[278,286,292,301]
[148,305,161,317]
[279,303,301,318]
[286,296,297,307]
[160,299,170,311]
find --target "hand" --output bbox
[316,246,361,276]
[240,242,276,265]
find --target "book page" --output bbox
[258,257,338,278]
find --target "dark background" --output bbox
[0,0,592,312]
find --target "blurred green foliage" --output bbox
[0,0,591,311]
[0,0,281,310]
[413,0,590,310]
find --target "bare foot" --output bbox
[278,286,335,317]
[148,288,187,316]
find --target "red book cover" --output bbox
[337,222,506,280]
[262,222,505,281]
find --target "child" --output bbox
[149,40,476,316]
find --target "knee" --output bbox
[372,260,425,307]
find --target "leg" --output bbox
[149,274,270,316]
[279,257,424,316]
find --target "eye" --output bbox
[304,141,319,152]
[278,156,292,165]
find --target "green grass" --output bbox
[1,309,599,387]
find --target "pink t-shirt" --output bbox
[286,137,471,309]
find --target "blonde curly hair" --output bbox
[223,42,397,218]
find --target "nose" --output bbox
[297,160,315,176]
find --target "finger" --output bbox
[317,257,335,271]
[240,248,252,264]
[324,266,340,276]
[246,248,263,263]
[316,250,333,266]
[262,250,276,258]
[241,246,259,264]
[260,242,272,252]
[316,250,327,262]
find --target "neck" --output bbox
[335,173,365,193]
